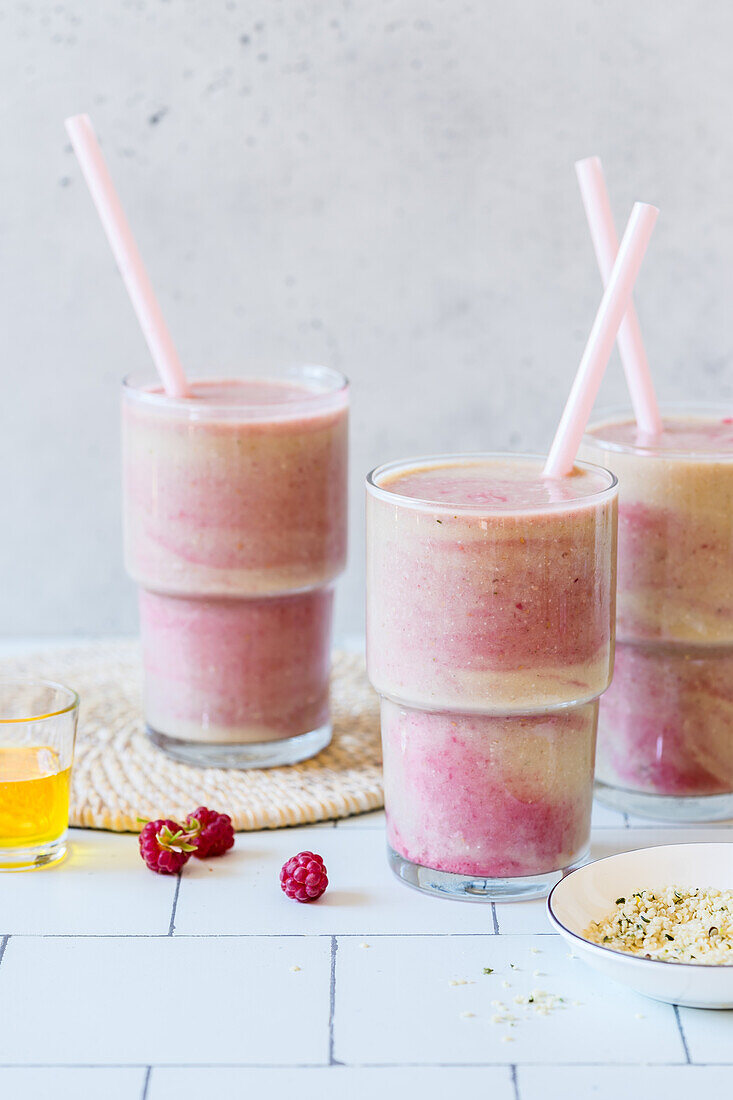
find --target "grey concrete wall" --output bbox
[2,0,732,639]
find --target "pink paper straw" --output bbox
[65,114,189,398]
[576,157,662,436]
[544,202,659,479]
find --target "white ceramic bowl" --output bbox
[547,843,733,1008]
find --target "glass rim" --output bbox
[366,451,618,514]
[0,678,80,724]
[584,402,733,460]
[122,363,349,420]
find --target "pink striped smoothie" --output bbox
[367,455,617,878]
[123,372,348,746]
[582,413,733,800]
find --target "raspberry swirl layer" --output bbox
[382,699,596,877]
[367,456,617,713]
[124,376,348,599]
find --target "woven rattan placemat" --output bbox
[2,640,383,832]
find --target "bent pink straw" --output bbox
[544,202,659,479]
[576,157,662,435]
[65,114,189,398]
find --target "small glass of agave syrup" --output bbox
[0,679,79,870]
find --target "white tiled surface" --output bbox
[678,1005,733,1064]
[174,826,497,936]
[0,935,330,1066]
[0,811,732,1100]
[334,934,683,1065]
[147,1066,516,1099]
[0,1069,146,1100]
[0,832,176,935]
[518,1066,733,1097]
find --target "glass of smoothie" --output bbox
[123,364,348,768]
[581,406,733,820]
[366,453,618,901]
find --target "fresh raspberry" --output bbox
[139,819,197,875]
[280,851,328,902]
[185,806,235,859]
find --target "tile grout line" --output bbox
[0,1060,702,1069]
[328,935,341,1066]
[140,1065,152,1099]
[168,875,182,936]
[4,932,555,940]
[673,1005,692,1063]
[511,1063,520,1100]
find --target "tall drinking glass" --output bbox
[123,365,348,768]
[581,406,733,820]
[366,454,618,901]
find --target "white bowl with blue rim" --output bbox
[547,842,733,1009]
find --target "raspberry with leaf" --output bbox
[185,806,235,859]
[139,819,197,875]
